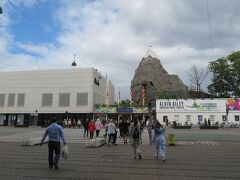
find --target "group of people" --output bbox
[82,118,103,138]
[63,118,82,128]
[40,117,166,170]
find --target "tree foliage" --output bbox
[208,51,240,97]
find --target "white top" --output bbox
[144,46,158,59]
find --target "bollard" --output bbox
[168,134,176,146]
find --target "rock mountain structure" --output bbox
[131,48,188,106]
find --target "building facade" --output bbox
[0,68,115,126]
[156,98,240,125]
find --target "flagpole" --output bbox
[130,88,133,107]
[142,86,145,107]
[118,87,120,105]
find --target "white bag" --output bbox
[62,145,69,160]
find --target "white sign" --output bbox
[156,99,220,112]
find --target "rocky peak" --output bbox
[131,49,188,106]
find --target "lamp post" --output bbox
[34,109,38,127]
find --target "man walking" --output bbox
[129,117,142,159]
[40,118,67,170]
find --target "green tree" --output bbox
[208,51,240,97]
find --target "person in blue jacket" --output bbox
[40,118,67,169]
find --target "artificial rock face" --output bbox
[131,50,188,106]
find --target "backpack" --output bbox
[132,126,139,139]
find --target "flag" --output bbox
[118,89,120,105]
[106,91,109,105]
[142,86,145,106]
[130,88,133,105]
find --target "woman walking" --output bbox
[95,118,102,138]
[152,120,166,162]
[88,119,96,139]
[129,117,142,159]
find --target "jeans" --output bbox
[48,141,60,167]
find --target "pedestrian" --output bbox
[121,119,130,144]
[64,119,68,128]
[40,118,67,170]
[129,117,142,159]
[104,120,109,138]
[67,119,71,128]
[88,119,96,139]
[95,118,102,138]
[118,118,123,138]
[107,119,117,146]
[77,119,81,128]
[208,118,211,126]
[152,120,166,162]
[83,119,89,138]
[146,119,153,145]
[72,119,76,128]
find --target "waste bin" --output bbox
[168,134,176,146]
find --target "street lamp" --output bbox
[34,109,38,127]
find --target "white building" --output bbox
[156,98,240,125]
[0,68,115,126]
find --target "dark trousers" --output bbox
[48,141,60,167]
[108,134,116,144]
[84,128,88,138]
[90,132,94,139]
[96,130,100,137]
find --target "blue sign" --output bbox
[117,108,133,113]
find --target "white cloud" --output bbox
[1,0,240,99]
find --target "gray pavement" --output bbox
[0,127,240,180]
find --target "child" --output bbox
[152,120,166,162]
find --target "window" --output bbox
[0,94,5,107]
[77,93,88,106]
[17,93,25,107]
[174,115,179,122]
[198,115,203,122]
[210,115,215,122]
[235,115,239,121]
[42,94,53,107]
[186,115,191,122]
[59,93,70,107]
[0,115,6,125]
[8,94,15,107]
[222,115,227,121]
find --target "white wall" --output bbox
[0,68,115,114]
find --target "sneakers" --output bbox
[139,154,142,159]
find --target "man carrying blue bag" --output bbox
[40,118,67,170]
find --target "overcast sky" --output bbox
[0,0,240,100]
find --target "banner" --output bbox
[226,98,240,111]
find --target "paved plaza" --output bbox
[0,127,240,180]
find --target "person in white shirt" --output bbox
[95,118,102,138]
[107,119,116,146]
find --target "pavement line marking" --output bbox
[206,141,213,145]
[210,141,219,145]
[198,141,205,145]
